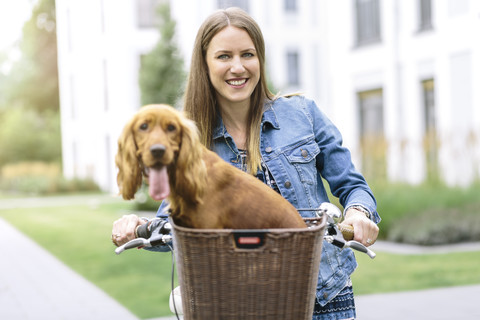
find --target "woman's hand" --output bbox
[111,214,148,247]
[342,208,379,247]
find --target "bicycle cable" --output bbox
[167,243,181,320]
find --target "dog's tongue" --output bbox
[148,166,170,201]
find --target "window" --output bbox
[359,89,383,136]
[422,79,435,136]
[137,0,160,28]
[286,51,300,86]
[285,0,297,12]
[358,88,386,181]
[422,79,438,180]
[217,0,250,12]
[418,0,433,31]
[355,0,381,46]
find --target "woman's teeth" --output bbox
[227,79,246,86]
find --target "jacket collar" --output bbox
[262,103,280,130]
[212,101,280,140]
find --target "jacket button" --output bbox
[284,181,292,188]
[323,293,328,299]
[265,147,273,153]
[301,149,308,158]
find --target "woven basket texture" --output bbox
[172,217,326,320]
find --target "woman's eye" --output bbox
[140,123,148,130]
[243,52,254,58]
[218,54,230,60]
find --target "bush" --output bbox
[0,161,100,195]
[387,203,480,245]
[0,108,61,167]
[372,182,480,238]
[369,181,480,245]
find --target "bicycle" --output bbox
[115,203,376,319]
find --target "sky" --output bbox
[0,0,36,51]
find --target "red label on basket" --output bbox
[237,236,261,245]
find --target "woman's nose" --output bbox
[230,56,245,73]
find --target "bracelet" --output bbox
[134,225,140,238]
[348,205,371,219]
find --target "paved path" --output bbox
[356,284,480,319]
[0,193,124,210]
[372,239,480,254]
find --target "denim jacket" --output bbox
[156,95,380,306]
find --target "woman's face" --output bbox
[205,26,260,108]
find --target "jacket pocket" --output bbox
[284,139,319,164]
[283,139,320,184]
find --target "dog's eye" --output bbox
[166,124,176,132]
[139,123,148,130]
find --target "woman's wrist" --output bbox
[345,205,371,220]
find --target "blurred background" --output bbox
[1,0,479,195]
[1,0,479,319]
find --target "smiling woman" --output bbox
[112,7,380,320]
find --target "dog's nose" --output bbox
[150,144,166,159]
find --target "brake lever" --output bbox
[345,240,376,259]
[316,203,376,259]
[115,220,173,255]
[115,238,151,255]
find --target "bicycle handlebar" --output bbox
[301,203,376,259]
[115,238,151,255]
[115,203,375,259]
[114,219,172,255]
[338,223,354,241]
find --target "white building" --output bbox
[324,0,480,186]
[55,0,480,193]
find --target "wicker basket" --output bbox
[171,216,326,320]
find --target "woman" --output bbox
[113,7,380,319]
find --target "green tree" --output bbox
[0,107,61,166]
[0,0,61,167]
[4,0,59,113]
[138,1,186,107]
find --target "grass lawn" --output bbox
[1,197,480,318]
[352,250,480,295]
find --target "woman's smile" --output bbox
[227,78,248,87]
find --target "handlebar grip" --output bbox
[136,222,150,239]
[338,223,354,241]
[136,219,171,239]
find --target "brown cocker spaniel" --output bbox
[115,104,306,229]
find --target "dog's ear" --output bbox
[175,116,207,204]
[115,117,143,200]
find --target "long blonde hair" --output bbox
[183,7,273,174]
